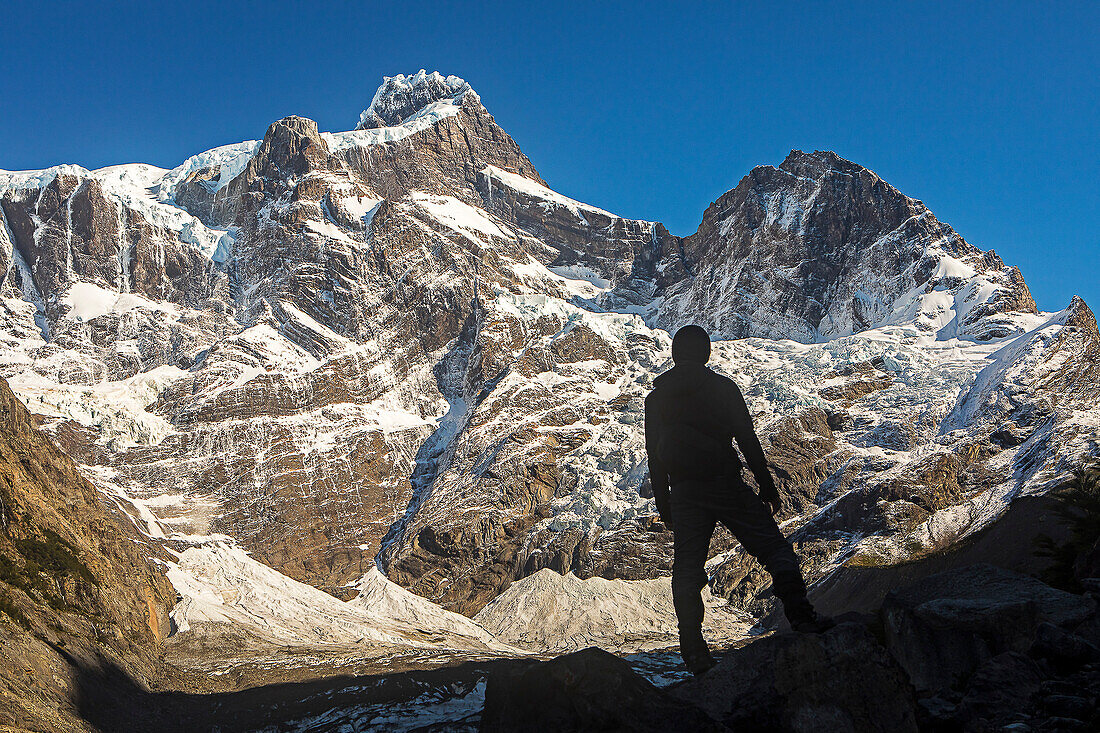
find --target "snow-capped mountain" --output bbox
[1,69,1097,641]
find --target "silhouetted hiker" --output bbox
[645,325,834,675]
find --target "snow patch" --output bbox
[61,281,178,322]
[349,567,500,646]
[482,164,618,220]
[10,365,187,448]
[407,191,512,244]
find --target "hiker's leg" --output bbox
[715,482,812,620]
[670,491,716,654]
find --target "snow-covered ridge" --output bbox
[481,164,620,220]
[324,101,466,151]
[0,160,238,262]
[0,163,96,192]
[356,70,474,130]
[157,139,260,200]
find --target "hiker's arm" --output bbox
[644,394,671,525]
[729,383,779,505]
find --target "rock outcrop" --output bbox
[880,564,1096,692]
[481,564,1100,733]
[480,647,723,732]
[673,622,918,732]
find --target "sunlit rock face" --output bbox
[1,69,1097,618]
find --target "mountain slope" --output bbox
[0,375,173,732]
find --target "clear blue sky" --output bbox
[2,1,1097,311]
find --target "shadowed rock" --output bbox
[0,376,174,731]
[480,647,725,732]
[881,564,1097,692]
[672,622,917,733]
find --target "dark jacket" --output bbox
[644,362,777,522]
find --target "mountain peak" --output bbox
[251,114,330,179]
[777,149,881,182]
[356,70,477,131]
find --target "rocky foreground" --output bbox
[482,564,1100,733]
[7,558,1096,732]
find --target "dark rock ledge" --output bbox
[480,564,1100,733]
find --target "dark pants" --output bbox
[670,477,809,651]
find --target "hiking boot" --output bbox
[683,647,717,676]
[679,631,717,676]
[782,597,836,634]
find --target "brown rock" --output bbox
[0,377,173,731]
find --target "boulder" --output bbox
[671,622,917,732]
[479,647,724,732]
[1075,537,1100,584]
[953,651,1044,730]
[881,564,1097,692]
[1031,622,1100,670]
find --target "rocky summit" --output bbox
[1,69,1099,729]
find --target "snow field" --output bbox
[166,543,511,653]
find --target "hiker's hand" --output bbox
[655,497,672,531]
[654,512,673,533]
[762,493,782,515]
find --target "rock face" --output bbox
[0,375,173,732]
[1,69,1098,625]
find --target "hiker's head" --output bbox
[672,325,711,364]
